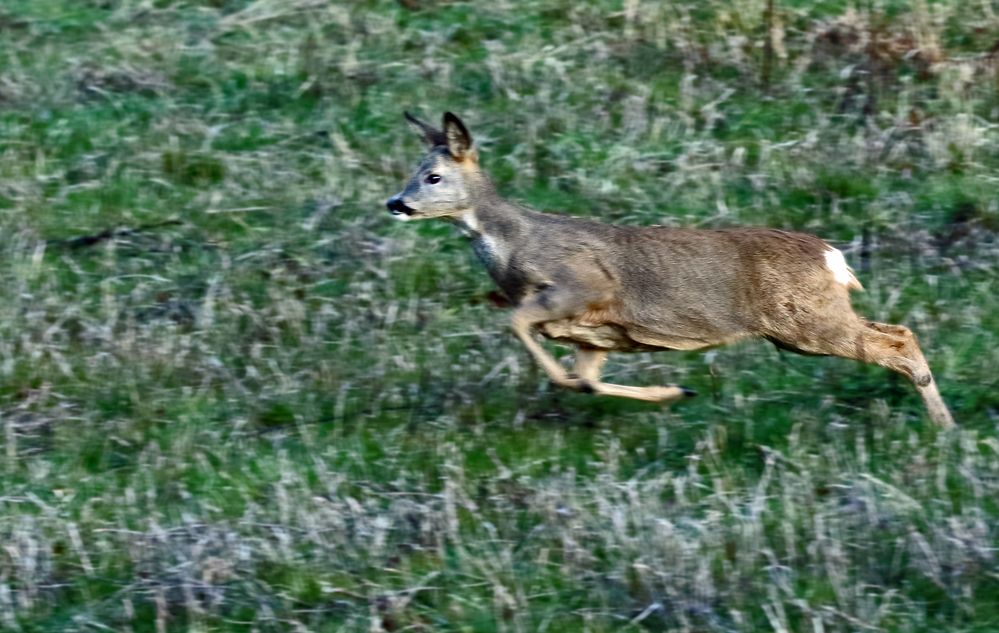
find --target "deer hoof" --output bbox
[680,386,698,398]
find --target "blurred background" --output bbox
[1,0,998,631]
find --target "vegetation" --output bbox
[1,0,998,630]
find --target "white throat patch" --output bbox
[454,210,481,236]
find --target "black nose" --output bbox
[386,197,411,216]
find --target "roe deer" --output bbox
[386,112,955,428]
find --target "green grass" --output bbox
[1,0,998,631]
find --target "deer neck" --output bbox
[452,194,526,273]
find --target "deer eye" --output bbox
[425,174,442,185]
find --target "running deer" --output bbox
[386,112,955,428]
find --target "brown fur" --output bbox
[387,112,955,428]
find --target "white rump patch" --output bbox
[824,248,862,289]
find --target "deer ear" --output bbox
[404,111,445,147]
[442,112,473,160]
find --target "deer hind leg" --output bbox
[571,347,694,403]
[855,321,954,428]
[782,319,955,428]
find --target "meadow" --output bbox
[1,0,998,630]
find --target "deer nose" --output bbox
[386,197,411,216]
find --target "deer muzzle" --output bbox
[386,197,416,218]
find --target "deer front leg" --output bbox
[573,348,694,403]
[510,282,616,392]
[511,303,584,391]
[510,285,694,403]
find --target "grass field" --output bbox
[1,0,999,631]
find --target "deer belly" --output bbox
[538,318,658,352]
[538,317,744,352]
[623,323,743,351]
